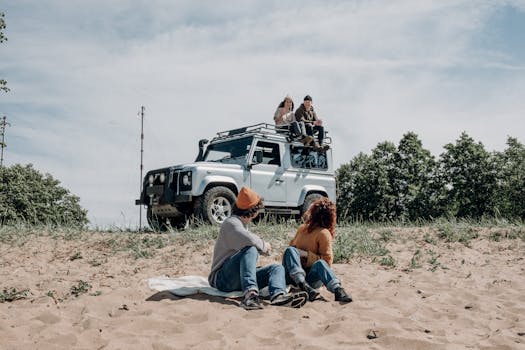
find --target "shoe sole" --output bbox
[271,291,308,308]
[290,292,308,308]
[242,303,264,310]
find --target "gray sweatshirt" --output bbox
[208,215,268,287]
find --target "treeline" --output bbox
[0,164,88,226]
[336,132,525,222]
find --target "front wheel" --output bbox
[195,186,236,225]
[147,208,169,232]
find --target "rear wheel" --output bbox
[300,193,326,218]
[195,186,236,225]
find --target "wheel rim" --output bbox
[210,196,232,223]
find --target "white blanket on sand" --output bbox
[147,275,270,298]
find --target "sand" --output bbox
[1,228,524,350]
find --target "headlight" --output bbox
[148,175,154,185]
[159,173,166,183]
[180,171,192,191]
[183,174,191,186]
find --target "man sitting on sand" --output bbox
[208,187,307,310]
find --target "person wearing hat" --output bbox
[295,95,329,151]
[208,186,307,310]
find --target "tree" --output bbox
[337,141,400,222]
[395,132,445,220]
[439,132,497,218]
[336,152,376,221]
[1,11,9,93]
[493,137,525,219]
[0,164,88,226]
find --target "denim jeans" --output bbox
[215,246,286,298]
[276,121,307,139]
[304,124,325,144]
[282,246,341,292]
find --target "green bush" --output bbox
[337,133,524,222]
[0,164,88,226]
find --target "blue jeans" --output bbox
[304,124,325,144]
[282,246,341,292]
[215,246,286,298]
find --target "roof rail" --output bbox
[211,122,332,144]
[216,123,277,137]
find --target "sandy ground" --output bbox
[1,228,524,350]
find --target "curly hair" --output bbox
[304,198,336,238]
[232,199,265,218]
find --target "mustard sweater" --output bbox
[289,224,333,268]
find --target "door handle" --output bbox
[275,179,284,184]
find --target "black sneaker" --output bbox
[334,287,353,304]
[241,293,264,310]
[298,282,320,302]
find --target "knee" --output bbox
[284,246,298,257]
[312,259,329,270]
[243,246,259,258]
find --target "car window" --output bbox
[203,137,253,163]
[252,141,281,166]
[290,146,328,170]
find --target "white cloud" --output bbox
[1,0,524,227]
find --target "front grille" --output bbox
[170,171,180,194]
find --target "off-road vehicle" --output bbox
[135,123,335,229]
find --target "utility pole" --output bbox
[138,106,145,231]
[0,115,10,167]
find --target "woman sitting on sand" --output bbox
[282,198,353,304]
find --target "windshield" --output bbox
[203,137,253,164]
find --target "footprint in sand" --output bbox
[34,311,61,324]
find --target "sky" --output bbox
[1,0,524,228]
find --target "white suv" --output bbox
[136,123,335,229]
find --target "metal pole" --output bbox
[139,106,145,231]
[0,116,10,168]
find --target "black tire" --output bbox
[146,208,169,232]
[147,208,188,231]
[195,186,236,225]
[300,193,326,218]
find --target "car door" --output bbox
[247,140,286,205]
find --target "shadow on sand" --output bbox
[146,291,240,307]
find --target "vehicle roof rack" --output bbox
[212,123,331,144]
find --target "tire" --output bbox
[195,186,236,225]
[300,193,326,218]
[146,208,169,232]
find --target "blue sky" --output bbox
[1,0,524,227]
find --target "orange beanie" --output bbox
[236,187,261,210]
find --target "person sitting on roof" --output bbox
[274,95,313,146]
[295,95,329,151]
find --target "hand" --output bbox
[298,248,308,258]
[314,119,323,126]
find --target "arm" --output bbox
[294,108,305,123]
[274,107,284,124]
[223,217,269,254]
